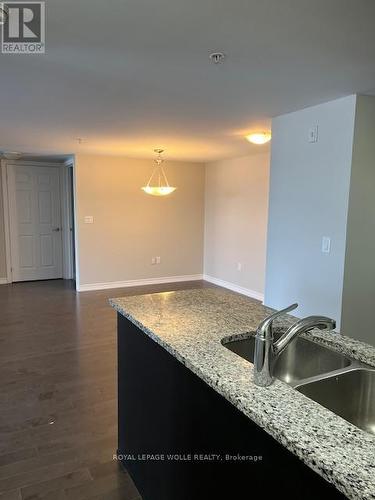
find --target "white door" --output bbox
[8,164,63,281]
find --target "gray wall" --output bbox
[341,96,375,344]
[0,171,7,280]
[264,95,357,327]
[204,153,270,297]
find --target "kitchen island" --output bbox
[110,288,375,500]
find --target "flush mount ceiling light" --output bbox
[142,149,176,197]
[246,132,272,145]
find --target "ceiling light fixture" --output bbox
[246,132,272,145]
[142,149,176,197]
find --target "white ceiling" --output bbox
[1,0,375,161]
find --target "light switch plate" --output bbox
[308,125,319,143]
[322,236,331,253]
[84,215,94,224]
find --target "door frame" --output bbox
[61,159,75,280]
[1,159,76,283]
[1,160,12,284]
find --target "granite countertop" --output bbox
[110,288,375,500]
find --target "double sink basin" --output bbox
[223,332,375,435]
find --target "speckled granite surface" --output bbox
[110,288,375,500]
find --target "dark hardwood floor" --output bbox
[0,279,211,500]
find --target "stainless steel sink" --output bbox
[223,334,351,385]
[223,332,375,435]
[296,369,375,434]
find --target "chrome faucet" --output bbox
[253,304,336,387]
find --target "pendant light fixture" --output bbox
[142,149,176,196]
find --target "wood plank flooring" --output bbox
[0,279,211,499]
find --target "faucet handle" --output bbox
[256,303,298,339]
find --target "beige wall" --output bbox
[341,96,375,345]
[0,170,7,280]
[74,154,205,287]
[204,152,270,297]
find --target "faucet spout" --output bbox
[273,316,336,356]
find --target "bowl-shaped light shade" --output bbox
[142,186,176,196]
[246,132,271,145]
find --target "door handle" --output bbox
[52,227,61,232]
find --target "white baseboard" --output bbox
[0,278,8,285]
[203,274,264,302]
[77,274,204,292]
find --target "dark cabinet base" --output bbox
[117,315,346,500]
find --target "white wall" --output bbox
[74,154,205,290]
[264,95,357,327]
[204,153,270,299]
[341,96,375,344]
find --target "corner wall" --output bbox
[204,153,270,300]
[74,154,205,290]
[264,95,357,327]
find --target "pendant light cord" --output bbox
[145,151,171,188]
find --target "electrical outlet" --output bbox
[84,215,94,224]
[236,262,242,272]
[156,256,161,264]
[151,257,157,265]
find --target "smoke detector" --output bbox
[209,52,226,64]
